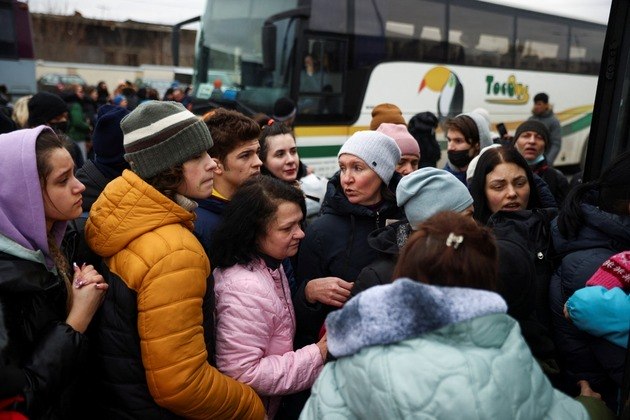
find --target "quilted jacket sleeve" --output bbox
[133,246,264,419]
[566,286,630,349]
[215,267,323,396]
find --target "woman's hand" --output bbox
[316,332,328,360]
[305,277,353,307]
[578,380,601,399]
[66,263,108,333]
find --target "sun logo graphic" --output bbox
[419,66,463,120]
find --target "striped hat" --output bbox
[121,101,213,179]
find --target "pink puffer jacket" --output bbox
[214,258,323,418]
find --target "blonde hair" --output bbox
[12,95,31,128]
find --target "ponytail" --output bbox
[47,232,73,312]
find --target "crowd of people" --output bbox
[0,84,628,420]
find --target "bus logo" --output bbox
[419,66,464,119]
[485,75,529,105]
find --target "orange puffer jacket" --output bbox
[85,169,264,419]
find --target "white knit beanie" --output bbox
[121,101,213,179]
[338,130,401,185]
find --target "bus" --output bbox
[188,0,606,177]
[0,0,36,98]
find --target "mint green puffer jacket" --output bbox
[300,279,588,420]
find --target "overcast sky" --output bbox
[28,0,612,26]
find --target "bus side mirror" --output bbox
[262,23,277,71]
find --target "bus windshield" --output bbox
[194,0,297,115]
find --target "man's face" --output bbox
[219,138,263,189]
[533,100,547,115]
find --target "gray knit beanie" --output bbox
[397,167,473,230]
[459,111,493,149]
[338,130,401,185]
[121,101,213,179]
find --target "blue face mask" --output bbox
[526,154,545,165]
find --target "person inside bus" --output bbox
[350,167,474,298]
[513,120,569,205]
[529,92,562,165]
[376,123,421,176]
[84,101,265,418]
[194,108,262,254]
[0,126,108,418]
[443,111,493,185]
[211,176,326,420]
[550,149,630,411]
[300,211,605,420]
[294,130,404,349]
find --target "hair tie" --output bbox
[267,119,275,126]
[446,232,464,249]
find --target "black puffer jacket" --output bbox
[350,221,411,298]
[0,251,88,419]
[550,198,630,405]
[294,172,404,347]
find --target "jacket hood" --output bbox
[367,220,411,255]
[552,201,630,255]
[321,171,403,219]
[0,126,67,268]
[326,278,507,357]
[85,169,195,258]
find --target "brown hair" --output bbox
[393,211,498,291]
[258,120,294,163]
[145,165,185,202]
[444,115,480,147]
[36,130,73,310]
[202,108,261,164]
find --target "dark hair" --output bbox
[210,175,305,268]
[203,108,260,163]
[533,92,549,104]
[259,121,295,163]
[145,165,184,202]
[469,146,541,224]
[557,150,630,238]
[393,211,498,291]
[444,115,480,147]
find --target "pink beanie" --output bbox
[586,251,630,290]
[376,123,420,158]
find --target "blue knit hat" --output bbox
[338,130,401,185]
[397,167,473,229]
[92,104,130,166]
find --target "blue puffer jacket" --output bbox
[549,200,630,394]
[300,279,589,419]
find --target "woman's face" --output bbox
[263,133,299,182]
[42,147,85,231]
[484,162,530,213]
[396,154,420,176]
[338,154,383,206]
[177,152,218,199]
[258,201,305,260]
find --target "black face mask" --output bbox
[49,121,68,134]
[447,149,474,169]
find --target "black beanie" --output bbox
[514,120,550,151]
[27,92,68,127]
[92,104,130,167]
[273,97,296,121]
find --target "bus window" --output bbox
[448,5,513,68]
[569,25,605,74]
[0,4,17,58]
[516,17,569,72]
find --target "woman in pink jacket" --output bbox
[211,176,327,419]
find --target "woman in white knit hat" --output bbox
[293,130,404,350]
[84,101,264,419]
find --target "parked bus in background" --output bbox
[0,0,36,98]
[184,0,606,177]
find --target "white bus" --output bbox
[189,0,606,177]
